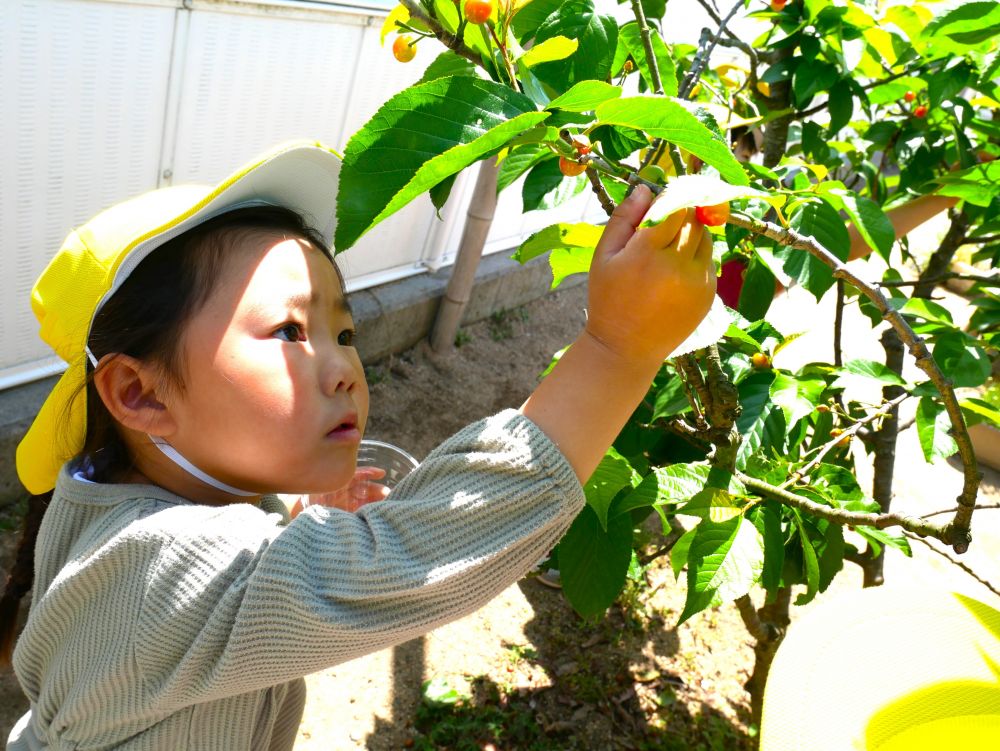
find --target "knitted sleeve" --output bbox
[135,410,584,707]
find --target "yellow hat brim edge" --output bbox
[16,139,342,494]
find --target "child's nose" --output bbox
[318,344,359,397]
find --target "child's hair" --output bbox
[0,205,337,666]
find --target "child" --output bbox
[2,140,715,750]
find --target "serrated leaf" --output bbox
[827,190,894,261]
[337,77,547,251]
[549,246,593,288]
[922,2,1000,46]
[678,516,764,624]
[546,81,622,112]
[961,397,1000,429]
[530,0,618,91]
[671,528,696,580]
[559,505,634,618]
[666,296,734,358]
[511,221,602,263]
[497,146,550,196]
[854,526,912,557]
[596,98,749,185]
[679,487,745,523]
[522,158,588,212]
[520,35,579,68]
[418,52,479,84]
[916,396,959,463]
[775,200,851,300]
[651,376,690,421]
[770,373,826,429]
[639,174,778,229]
[832,359,908,390]
[932,333,992,389]
[749,501,784,593]
[791,510,821,605]
[899,297,955,326]
[584,448,638,529]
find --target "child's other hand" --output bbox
[586,185,716,363]
[288,468,390,516]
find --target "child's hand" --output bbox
[586,185,716,363]
[287,468,391,516]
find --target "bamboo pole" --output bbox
[429,158,499,352]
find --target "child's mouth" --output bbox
[326,415,361,441]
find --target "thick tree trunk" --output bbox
[740,586,792,730]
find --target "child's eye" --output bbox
[274,323,306,342]
[338,329,356,347]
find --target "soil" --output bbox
[2,280,998,750]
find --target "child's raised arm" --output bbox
[520,185,716,483]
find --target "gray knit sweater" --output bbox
[8,410,584,750]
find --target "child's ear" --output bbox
[92,354,178,436]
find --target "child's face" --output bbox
[161,232,368,495]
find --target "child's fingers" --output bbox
[642,206,690,252]
[593,185,654,262]
[669,211,706,260]
[693,224,714,263]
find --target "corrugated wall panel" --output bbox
[0,0,175,384]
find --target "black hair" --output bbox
[0,205,338,666]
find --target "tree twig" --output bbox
[879,273,1000,287]
[903,532,1000,598]
[678,0,744,99]
[586,167,616,217]
[398,0,485,69]
[922,503,1000,519]
[728,211,981,553]
[735,595,778,642]
[781,393,910,489]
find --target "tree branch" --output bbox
[728,211,981,553]
[735,595,778,642]
[922,503,1000,519]
[629,0,663,94]
[586,167,616,217]
[679,0,744,99]
[739,472,952,542]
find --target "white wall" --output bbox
[0,0,607,388]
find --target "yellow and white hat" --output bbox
[16,141,342,494]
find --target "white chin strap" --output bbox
[148,435,258,497]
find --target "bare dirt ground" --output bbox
[2,279,998,750]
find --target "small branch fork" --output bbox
[727,212,981,554]
[678,0,744,99]
[398,0,487,68]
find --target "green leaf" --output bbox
[932,333,992,389]
[549,246,593,288]
[615,21,678,96]
[522,158,587,212]
[559,505,634,618]
[935,161,1000,207]
[337,77,547,251]
[511,221,602,263]
[497,146,551,195]
[584,448,638,529]
[678,516,764,624]
[776,200,851,300]
[639,174,777,228]
[596,98,749,185]
[826,78,854,135]
[651,375,690,421]
[791,510,821,605]
[590,124,647,162]
[749,501,785,593]
[916,396,959,463]
[824,190,894,261]
[669,297,735,358]
[792,59,839,109]
[678,487,745,523]
[422,677,469,706]
[546,81,622,112]
[671,528,696,580]
[418,52,479,84]
[511,0,566,44]
[854,526,912,557]
[531,0,619,91]
[738,256,778,322]
[899,298,955,326]
[770,373,826,429]
[833,359,908,388]
[520,35,579,68]
[429,173,457,215]
[922,2,1000,47]
[961,397,1000,429]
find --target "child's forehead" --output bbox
[227,233,347,309]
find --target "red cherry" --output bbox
[913,105,928,119]
[464,0,494,24]
[392,35,416,63]
[694,202,731,227]
[558,156,587,177]
[904,91,916,103]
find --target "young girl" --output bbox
[2,141,715,750]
